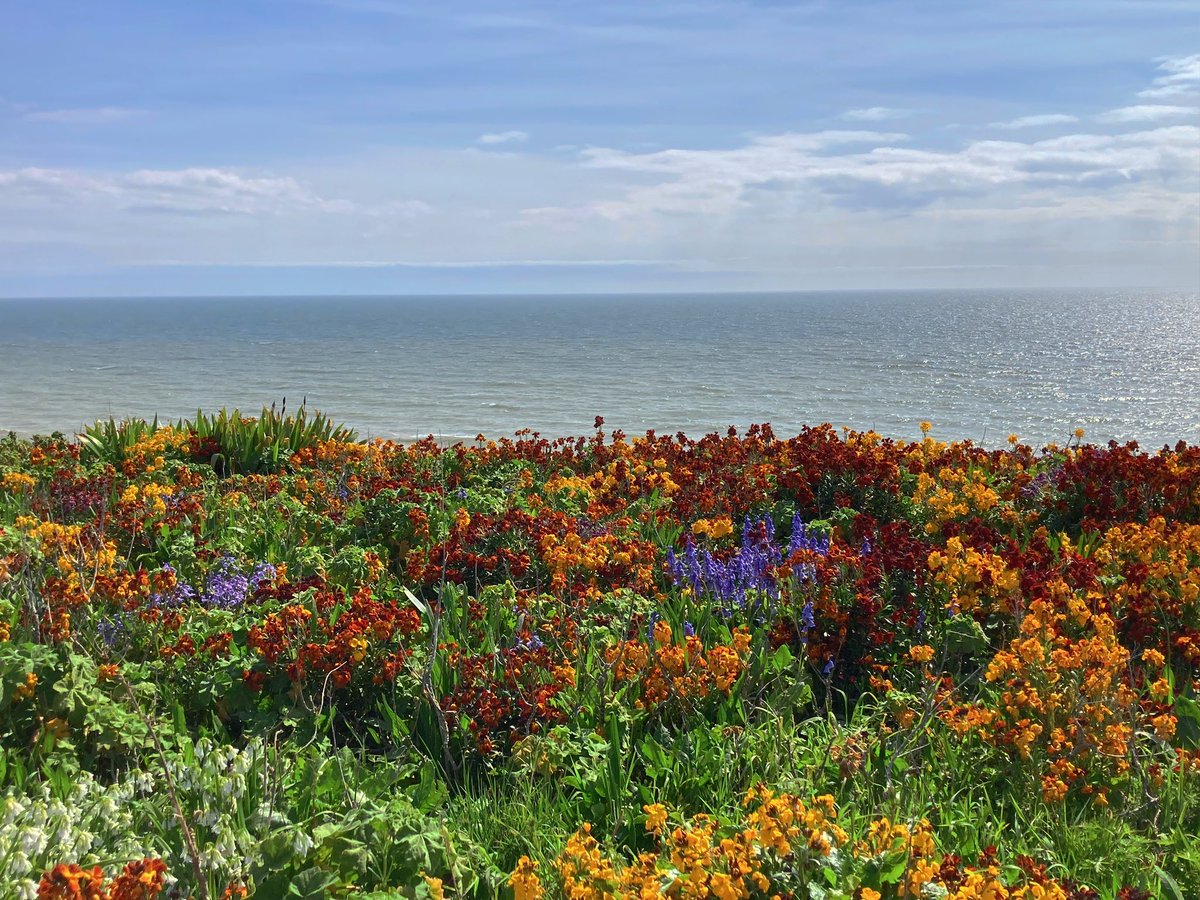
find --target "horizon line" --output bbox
[3,284,1198,302]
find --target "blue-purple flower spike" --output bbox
[666,515,830,614]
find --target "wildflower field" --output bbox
[0,409,1198,900]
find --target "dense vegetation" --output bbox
[1,409,1198,899]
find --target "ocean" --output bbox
[1,290,1197,448]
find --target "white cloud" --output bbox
[23,106,147,125]
[560,125,1199,220]
[990,113,1079,130]
[0,166,357,215]
[1096,104,1197,123]
[3,48,1198,291]
[1139,53,1200,99]
[145,257,676,268]
[478,130,529,144]
[841,107,911,121]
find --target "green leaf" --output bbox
[944,616,989,655]
[289,868,341,899]
[1155,866,1184,900]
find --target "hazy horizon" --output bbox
[3,284,1199,303]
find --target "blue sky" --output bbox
[1,0,1197,296]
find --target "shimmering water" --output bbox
[1,290,1197,447]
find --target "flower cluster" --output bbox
[512,791,1085,900]
[37,858,167,900]
[3,416,1199,895]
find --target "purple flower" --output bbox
[201,556,251,610]
[150,558,275,611]
[667,515,829,616]
[149,571,197,609]
[516,634,545,651]
[646,610,661,643]
[97,614,130,649]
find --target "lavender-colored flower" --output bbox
[149,570,197,609]
[201,556,251,610]
[822,657,836,677]
[645,610,661,643]
[97,614,130,649]
[1020,468,1060,500]
[683,621,695,637]
[250,562,277,586]
[516,634,545,651]
[800,601,815,633]
[149,558,275,612]
[667,514,830,616]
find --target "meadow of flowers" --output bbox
[0,409,1198,899]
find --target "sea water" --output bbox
[1,289,1197,447]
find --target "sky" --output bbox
[1,0,1198,297]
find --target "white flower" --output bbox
[292,830,314,858]
[9,851,31,877]
[18,827,44,855]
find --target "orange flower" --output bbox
[907,644,935,664]
[644,802,668,834]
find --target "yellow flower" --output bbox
[0,472,36,492]
[710,872,740,900]
[919,421,933,434]
[653,620,672,646]
[907,644,935,664]
[644,803,668,835]
[509,856,543,900]
[861,889,882,900]
[692,517,734,539]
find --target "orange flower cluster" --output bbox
[538,522,658,596]
[247,584,422,687]
[513,792,1079,900]
[944,597,1137,804]
[604,626,752,710]
[927,536,1019,613]
[37,858,167,900]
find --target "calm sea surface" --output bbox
[1,290,1197,447]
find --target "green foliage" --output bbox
[77,402,356,474]
[77,415,161,464]
[187,402,357,475]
